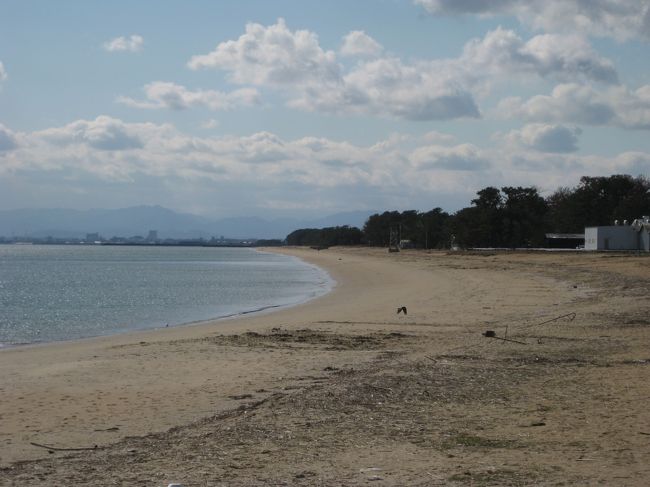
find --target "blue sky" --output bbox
[1,0,649,218]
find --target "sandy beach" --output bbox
[1,247,649,485]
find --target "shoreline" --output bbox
[2,247,650,485]
[0,247,357,466]
[0,247,335,352]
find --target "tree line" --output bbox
[286,175,650,249]
[285,226,364,247]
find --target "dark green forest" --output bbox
[286,175,650,249]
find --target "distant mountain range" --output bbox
[0,206,374,240]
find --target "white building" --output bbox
[634,217,650,251]
[585,216,650,251]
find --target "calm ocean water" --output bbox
[0,245,331,347]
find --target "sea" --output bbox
[0,245,332,347]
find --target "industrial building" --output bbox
[584,216,650,251]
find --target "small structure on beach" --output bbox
[545,233,585,249]
[388,224,401,252]
[585,216,650,251]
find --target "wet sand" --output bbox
[1,247,649,485]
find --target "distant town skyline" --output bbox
[1,1,649,219]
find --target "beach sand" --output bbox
[1,247,649,485]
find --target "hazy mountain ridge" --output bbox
[0,206,374,240]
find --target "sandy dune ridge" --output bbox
[1,247,649,485]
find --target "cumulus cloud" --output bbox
[103,35,144,52]
[460,28,618,84]
[189,19,479,121]
[36,116,147,151]
[504,123,582,153]
[117,82,261,111]
[0,61,6,82]
[184,20,617,121]
[499,83,650,129]
[415,0,650,41]
[340,31,383,57]
[295,56,481,120]
[1,116,489,192]
[2,116,649,213]
[188,18,340,86]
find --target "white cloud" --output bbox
[503,123,582,153]
[189,19,480,121]
[340,31,383,57]
[188,18,340,86]
[0,61,6,82]
[185,20,617,122]
[3,116,647,214]
[1,116,488,193]
[415,0,650,41]
[294,56,481,120]
[499,83,650,129]
[103,35,144,52]
[460,28,618,84]
[36,116,148,151]
[117,82,261,111]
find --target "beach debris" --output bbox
[228,394,254,400]
[167,484,183,487]
[479,311,578,346]
[295,471,317,479]
[482,330,527,345]
[521,312,576,330]
[397,306,408,315]
[30,441,100,452]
